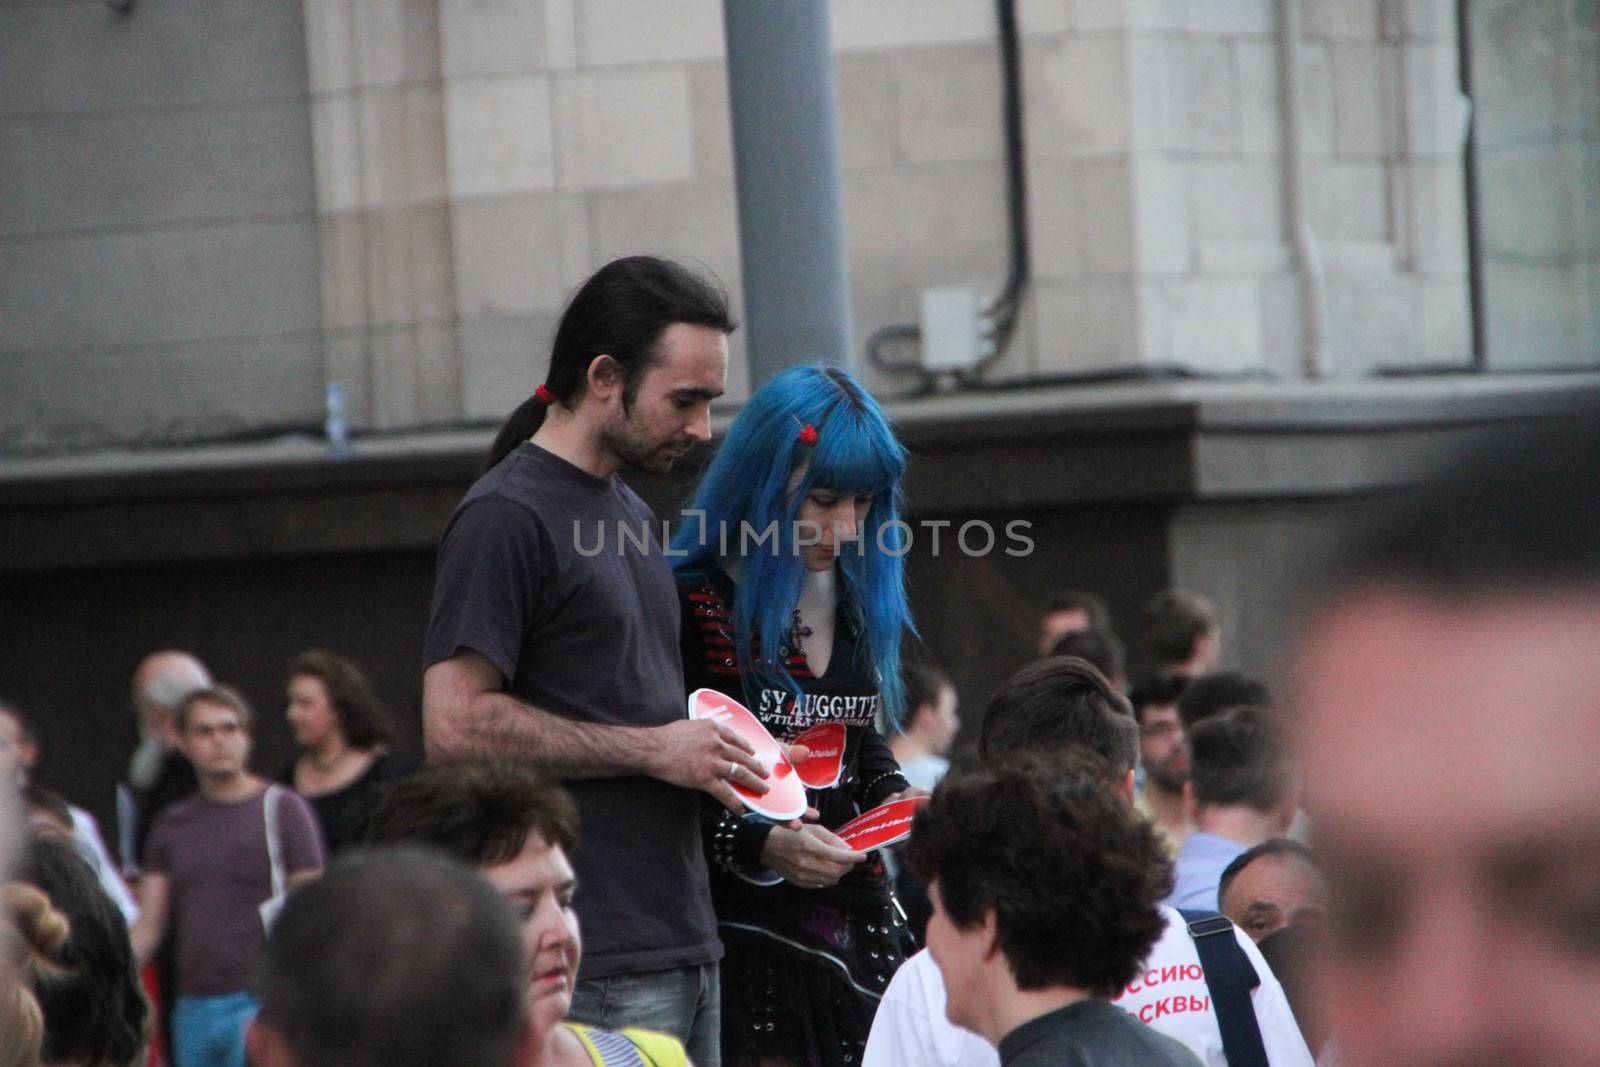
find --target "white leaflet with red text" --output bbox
[688,688,808,821]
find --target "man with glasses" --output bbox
[131,687,323,1067]
[1130,675,1192,855]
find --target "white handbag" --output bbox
[258,785,288,933]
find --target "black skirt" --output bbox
[715,868,917,1067]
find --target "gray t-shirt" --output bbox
[145,783,323,997]
[999,1000,1205,1067]
[424,443,720,979]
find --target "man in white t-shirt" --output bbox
[866,905,1310,1067]
[864,657,1313,1067]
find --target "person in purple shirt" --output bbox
[1164,709,1296,911]
[131,686,323,1067]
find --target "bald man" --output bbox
[126,651,212,873]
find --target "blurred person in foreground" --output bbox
[247,847,531,1067]
[1290,407,1600,1065]
[131,687,323,1067]
[1130,675,1193,855]
[908,755,1200,1067]
[366,762,691,1066]
[864,657,1312,1067]
[1164,710,1298,912]
[279,648,406,854]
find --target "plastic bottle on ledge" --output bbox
[324,382,351,460]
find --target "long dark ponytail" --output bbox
[485,256,735,471]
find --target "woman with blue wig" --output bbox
[672,364,920,1067]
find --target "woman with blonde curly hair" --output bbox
[1,881,49,1067]
[7,835,150,1067]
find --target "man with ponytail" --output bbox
[424,256,755,1067]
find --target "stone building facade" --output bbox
[2,0,1527,452]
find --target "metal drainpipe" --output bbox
[1278,0,1331,379]
[722,0,855,387]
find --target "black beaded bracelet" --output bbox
[860,770,910,805]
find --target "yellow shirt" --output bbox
[563,1022,689,1067]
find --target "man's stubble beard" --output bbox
[600,409,682,475]
[1146,760,1188,794]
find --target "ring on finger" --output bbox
[727,760,739,781]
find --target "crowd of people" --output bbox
[3,255,1597,1067]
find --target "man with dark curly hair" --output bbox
[908,756,1201,1066]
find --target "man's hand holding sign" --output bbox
[688,689,811,819]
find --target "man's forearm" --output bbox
[428,690,661,779]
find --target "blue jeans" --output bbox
[570,962,721,1067]
[171,992,257,1067]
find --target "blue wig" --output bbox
[673,365,914,726]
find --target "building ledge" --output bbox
[1,373,1593,572]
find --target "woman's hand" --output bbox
[879,785,931,804]
[759,823,865,889]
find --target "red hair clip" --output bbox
[533,384,555,405]
[790,413,819,446]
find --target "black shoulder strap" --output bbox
[1178,909,1269,1067]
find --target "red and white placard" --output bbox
[834,797,926,852]
[688,688,808,821]
[791,722,846,789]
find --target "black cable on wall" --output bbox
[866,0,1032,385]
